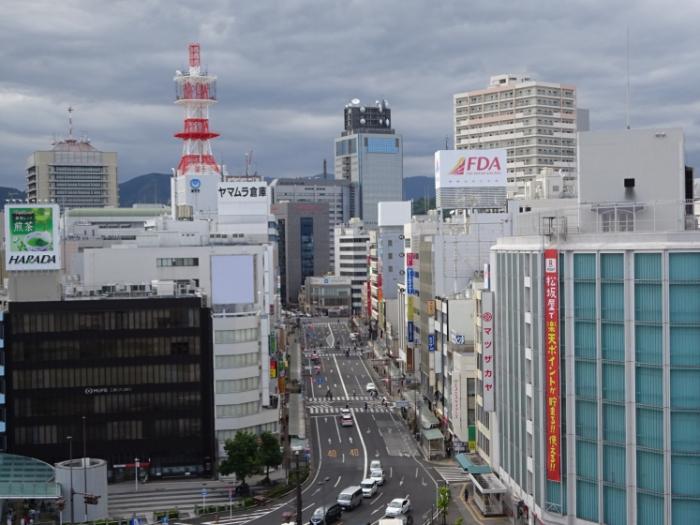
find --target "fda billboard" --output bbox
[434,150,507,209]
[4,204,61,271]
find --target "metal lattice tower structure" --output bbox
[174,43,220,176]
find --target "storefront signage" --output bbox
[84,386,133,395]
[407,321,414,342]
[4,204,61,271]
[406,268,415,295]
[428,334,435,352]
[481,291,495,412]
[217,183,267,199]
[544,249,561,482]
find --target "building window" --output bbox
[215,353,259,369]
[216,401,260,418]
[215,376,260,394]
[300,217,315,280]
[157,258,199,267]
[214,327,259,344]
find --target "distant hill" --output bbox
[404,176,435,201]
[119,173,171,207]
[0,186,26,208]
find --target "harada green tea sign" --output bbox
[4,204,61,270]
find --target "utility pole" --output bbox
[295,451,302,525]
[82,417,88,519]
[67,436,74,525]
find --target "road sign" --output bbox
[316,376,325,385]
[202,488,208,497]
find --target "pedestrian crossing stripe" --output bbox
[434,466,471,483]
[307,406,392,414]
[308,395,375,402]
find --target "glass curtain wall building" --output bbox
[491,240,700,525]
[6,297,214,479]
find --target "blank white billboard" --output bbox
[211,255,255,305]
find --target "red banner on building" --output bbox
[544,249,561,482]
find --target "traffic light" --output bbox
[56,498,65,511]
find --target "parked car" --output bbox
[370,468,385,486]
[309,503,343,524]
[385,498,411,517]
[361,478,378,498]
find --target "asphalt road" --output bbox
[238,347,437,525]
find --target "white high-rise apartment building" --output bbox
[454,74,588,196]
[334,218,370,314]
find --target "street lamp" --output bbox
[67,435,74,525]
[295,450,302,525]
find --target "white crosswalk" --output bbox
[193,502,285,525]
[434,465,472,484]
[308,395,375,402]
[308,404,393,414]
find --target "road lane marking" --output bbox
[348,436,353,444]
[311,487,321,496]
[332,354,349,398]
[334,475,342,488]
[334,415,342,443]
[371,507,382,515]
[390,467,393,478]
[415,467,419,478]
[353,408,369,478]
[302,503,315,511]
[370,492,383,505]
[342,453,345,463]
[399,476,404,486]
[328,437,332,445]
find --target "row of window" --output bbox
[11,308,201,334]
[215,376,260,394]
[214,327,259,345]
[12,364,201,390]
[157,257,199,267]
[13,391,201,418]
[216,421,278,442]
[215,353,259,369]
[11,337,200,362]
[216,400,260,418]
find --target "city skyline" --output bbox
[1,0,699,189]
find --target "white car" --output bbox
[340,407,351,417]
[340,413,353,427]
[370,468,385,486]
[370,460,382,471]
[366,382,377,394]
[385,497,411,517]
[360,478,378,498]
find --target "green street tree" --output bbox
[219,431,260,490]
[436,484,451,525]
[258,431,283,484]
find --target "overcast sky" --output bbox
[1,0,699,188]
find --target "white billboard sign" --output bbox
[481,291,495,412]
[217,182,271,216]
[211,255,255,305]
[4,204,61,271]
[434,149,507,189]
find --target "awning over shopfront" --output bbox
[422,428,444,441]
[455,453,492,474]
[288,393,306,440]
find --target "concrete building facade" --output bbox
[270,178,352,271]
[454,75,588,196]
[271,201,330,306]
[334,218,370,314]
[27,139,119,208]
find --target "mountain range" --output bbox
[0,173,435,209]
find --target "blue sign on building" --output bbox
[428,334,435,352]
[406,268,414,295]
[366,137,399,154]
[407,321,414,342]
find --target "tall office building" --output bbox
[334,218,370,314]
[272,201,330,306]
[453,75,588,196]
[486,129,698,524]
[26,137,119,209]
[334,98,403,225]
[270,178,351,271]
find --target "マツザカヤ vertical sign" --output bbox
[544,249,561,482]
[4,204,61,271]
[481,291,495,412]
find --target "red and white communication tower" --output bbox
[174,43,220,176]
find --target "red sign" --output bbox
[544,249,561,482]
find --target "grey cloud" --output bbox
[1,0,699,188]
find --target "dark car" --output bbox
[309,503,342,524]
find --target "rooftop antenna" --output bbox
[67,106,74,139]
[625,26,631,130]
